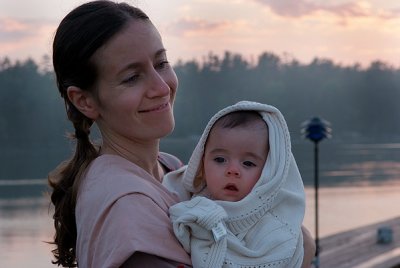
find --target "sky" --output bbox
[1,0,400,68]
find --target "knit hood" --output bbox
[182,101,305,234]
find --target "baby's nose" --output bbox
[225,168,240,177]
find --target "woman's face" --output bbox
[91,19,178,143]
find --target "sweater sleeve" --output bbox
[169,196,228,268]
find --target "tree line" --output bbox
[1,52,399,180]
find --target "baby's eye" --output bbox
[213,157,226,163]
[243,161,256,167]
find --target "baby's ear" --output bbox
[193,160,205,189]
[193,173,203,189]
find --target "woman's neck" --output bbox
[100,136,162,180]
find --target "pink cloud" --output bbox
[253,0,397,19]
[0,18,55,43]
[0,17,56,60]
[0,18,34,42]
[167,17,230,36]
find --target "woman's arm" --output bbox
[122,252,191,268]
[301,225,316,268]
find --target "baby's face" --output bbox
[202,123,269,202]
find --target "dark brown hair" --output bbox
[48,1,149,266]
[214,110,264,129]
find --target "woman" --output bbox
[49,1,189,267]
[48,1,315,267]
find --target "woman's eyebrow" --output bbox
[155,48,167,58]
[117,49,168,76]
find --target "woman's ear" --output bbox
[67,86,99,120]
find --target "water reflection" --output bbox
[1,196,54,267]
[323,161,400,186]
[304,182,400,237]
[292,142,400,186]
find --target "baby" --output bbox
[163,101,305,268]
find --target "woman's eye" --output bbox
[213,157,226,163]
[122,74,140,84]
[243,161,256,167]
[156,60,170,70]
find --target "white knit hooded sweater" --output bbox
[163,101,305,268]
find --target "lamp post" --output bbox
[301,117,332,268]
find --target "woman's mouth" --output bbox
[139,102,169,113]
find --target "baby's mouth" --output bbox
[224,184,238,191]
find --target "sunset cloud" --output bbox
[167,17,231,36]
[0,17,55,59]
[0,18,35,42]
[252,0,398,19]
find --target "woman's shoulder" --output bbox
[158,152,184,172]
[85,154,156,183]
[80,154,176,202]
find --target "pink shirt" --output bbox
[75,154,191,268]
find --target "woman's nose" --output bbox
[147,68,170,98]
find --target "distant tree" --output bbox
[0,57,70,179]
[2,53,400,179]
[356,61,400,137]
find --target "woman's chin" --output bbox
[154,118,175,139]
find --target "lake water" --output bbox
[1,142,400,267]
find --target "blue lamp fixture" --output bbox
[301,117,332,268]
[301,117,332,143]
